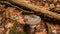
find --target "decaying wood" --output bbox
[7,0,60,20]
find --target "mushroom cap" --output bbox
[24,15,41,25]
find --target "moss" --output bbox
[16,32,27,34]
[10,20,27,34]
[9,20,17,34]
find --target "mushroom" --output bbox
[24,15,41,32]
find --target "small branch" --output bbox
[7,0,60,20]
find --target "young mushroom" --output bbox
[24,15,41,33]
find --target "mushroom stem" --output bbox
[30,25,36,29]
[30,25,36,34]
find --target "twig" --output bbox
[7,0,60,20]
